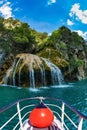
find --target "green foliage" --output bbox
[13,35,29,44]
[47,30,61,46]
[59,26,71,41]
[0,17,37,54]
[72,32,84,43]
[37,47,69,68]
[1,42,12,53]
[31,29,48,52]
[36,25,86,75]
[76,59,83,67]
[31,29,48,44]
[47,26,72,47]
[13,25,30,44]
[0,17,86,73]
[58,42,67,50]
[70,55,84,72]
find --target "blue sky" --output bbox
[0,0,87,40]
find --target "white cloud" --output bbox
[74,30,87,40]
[69,3,87,24]
[48,0,56,5]
[67,19,74,26]
[0,1,13,19]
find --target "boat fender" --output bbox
[29,102,54,128]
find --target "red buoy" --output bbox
[29,102,54,128]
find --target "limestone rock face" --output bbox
[2,53,63,87]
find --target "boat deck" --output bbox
[0,97,87,130]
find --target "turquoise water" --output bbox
[0,79,87,129]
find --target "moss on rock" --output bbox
[37,47,69,68]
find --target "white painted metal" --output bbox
[64,111,77,128]
[78,118,83,130]
[61,103,65,129]
[0,97,87,130]
[17,102,23,130]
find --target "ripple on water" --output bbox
[29,87,40,92]
[50,84,73,88]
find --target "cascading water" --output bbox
[41,65,46,86]
[41,58,63,85]
[3,54,64,87]
[3,60,16,84]
[12,59,21,86]
[29,69,35,88]
[34,59,46,86]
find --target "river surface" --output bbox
[0,79,87,129]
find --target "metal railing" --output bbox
[0,97,87,130]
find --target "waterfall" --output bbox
[29,55,46,87]
[42,58,63,85]
[41,65,46,86]
[3,61,16,84]
[35,59,46,86]
[3,67,13,84]
[12,59,21,86]
[3,54,64,87]
[29,69,35,88]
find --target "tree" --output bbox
[12,23,36,53]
